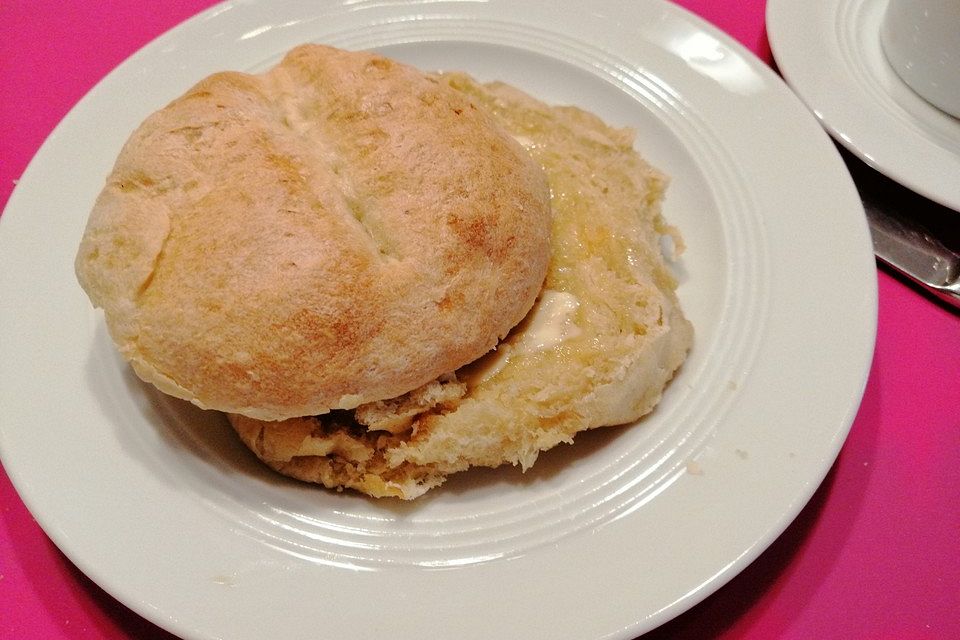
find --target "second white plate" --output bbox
[0,1,876,639]
[768,0,960,212]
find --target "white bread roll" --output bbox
[75,45,552,421]
[229,72,693,499]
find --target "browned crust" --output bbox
[75,45,552,420]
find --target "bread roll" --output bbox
[229,72,693,499]
[75,45,552,421]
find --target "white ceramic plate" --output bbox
[0,1,876,638]
[768,0,960,212]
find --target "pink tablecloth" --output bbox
[2,1,958,638]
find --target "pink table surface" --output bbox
[2,1,958,638]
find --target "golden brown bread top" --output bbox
[75,45,552,420]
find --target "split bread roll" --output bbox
[75,45,552,421]
[229,72,694,499]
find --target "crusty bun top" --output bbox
[75,44,552,421]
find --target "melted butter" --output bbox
[510,134,536,149]
[459,344,513,389]
[459,290,581,387]
[513,290,581,353]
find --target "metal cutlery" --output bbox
[840,148,960,309]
